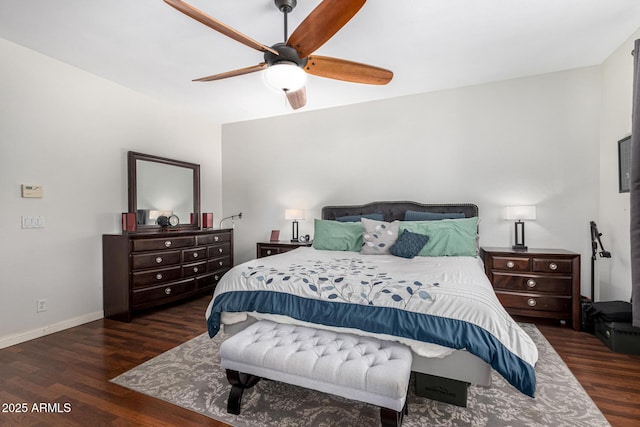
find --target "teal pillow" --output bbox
[404,210,465,221]
[336,212,384,222]
[389,230,430,259]
[312,219,363,252]
[398,217,478,256]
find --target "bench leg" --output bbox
[380,403,406,427]
[225,369,261,415]
[380,408,401,427]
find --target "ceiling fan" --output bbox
[164,0,393,110]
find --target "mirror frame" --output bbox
[128,151,201,231]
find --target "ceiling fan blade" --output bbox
[285,87,307,110]
[164,0,277,55]
[287,0,366,58]
[193,63,268,82]
[305,56,393,85]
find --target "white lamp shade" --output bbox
[264,62,307,92]
[285,208,305,220]
[503,206,537,221]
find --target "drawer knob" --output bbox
[214,236,219,242]
[193,267,199,273]
[219,248,224,253]
[549,262,558,271]
[214,275,219,281]
[527,298,537,307]
[164,240,172,248]
[267,250,272,255]
[506,261,515,268]
[193,252,199,258]
[219,261,224,266]
[156,273,163,280]
[165,287,171,295]
[526,279,537,288]
[155,257,163,264]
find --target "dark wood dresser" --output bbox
[480,247,581,330]
[256,241,313,258]
[103,229,233,322]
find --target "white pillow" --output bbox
[361,218,400,255]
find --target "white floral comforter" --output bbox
[206,247,538,396]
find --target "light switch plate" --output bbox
[21,185,43,198]
[21,216,44,229]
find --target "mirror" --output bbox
[128,151,201,230]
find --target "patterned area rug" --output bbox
[111,324,610,426]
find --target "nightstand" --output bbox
[256,241,312,258]
[480,247,581,330]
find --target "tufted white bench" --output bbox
[220,320,413,427]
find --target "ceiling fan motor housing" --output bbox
[264,43,308,68]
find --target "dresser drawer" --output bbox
[183,247,207,262]
[197,270,229,290]
[532,258,572,274]
[132,266,181,287]
[132,279,195,306]
[197,232,231,245]
[496,293,571,313]
[132,250,181,269]
[492,273,572,295]
[258,246,282,258]
[208,256,232,271]
[132,236,195,252]
[208,243,231,258]
[182,261,207,277]
[492,256,530,272]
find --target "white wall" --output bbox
[222,67,602,298]
[0,38,223,347]
[597,28,640,302]
[5,25,636,346]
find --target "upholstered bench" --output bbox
[220,320,413,427]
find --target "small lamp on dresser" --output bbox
[503,205,536,250]
[285,208,305,242]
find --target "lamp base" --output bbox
[512,244,528,251]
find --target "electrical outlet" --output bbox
[37,299,47,313]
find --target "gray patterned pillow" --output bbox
[361,218,400,255]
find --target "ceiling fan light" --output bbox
[264,61,307,92]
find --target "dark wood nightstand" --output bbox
[480,247,581,330]
[256,241,313,258]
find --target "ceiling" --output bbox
[1,0,639,124]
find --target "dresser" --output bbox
[103,229,233,322]
[480,247,581,330]
[256,241,312,258]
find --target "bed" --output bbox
[205,201,538,399]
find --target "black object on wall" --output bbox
[631,39,640,328]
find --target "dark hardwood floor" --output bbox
[1,295,639,426]
[538,324,640,427]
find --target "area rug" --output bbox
[111,324,610,426]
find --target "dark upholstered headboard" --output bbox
[321,201,478,221]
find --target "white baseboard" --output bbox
[0,311,104,349]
